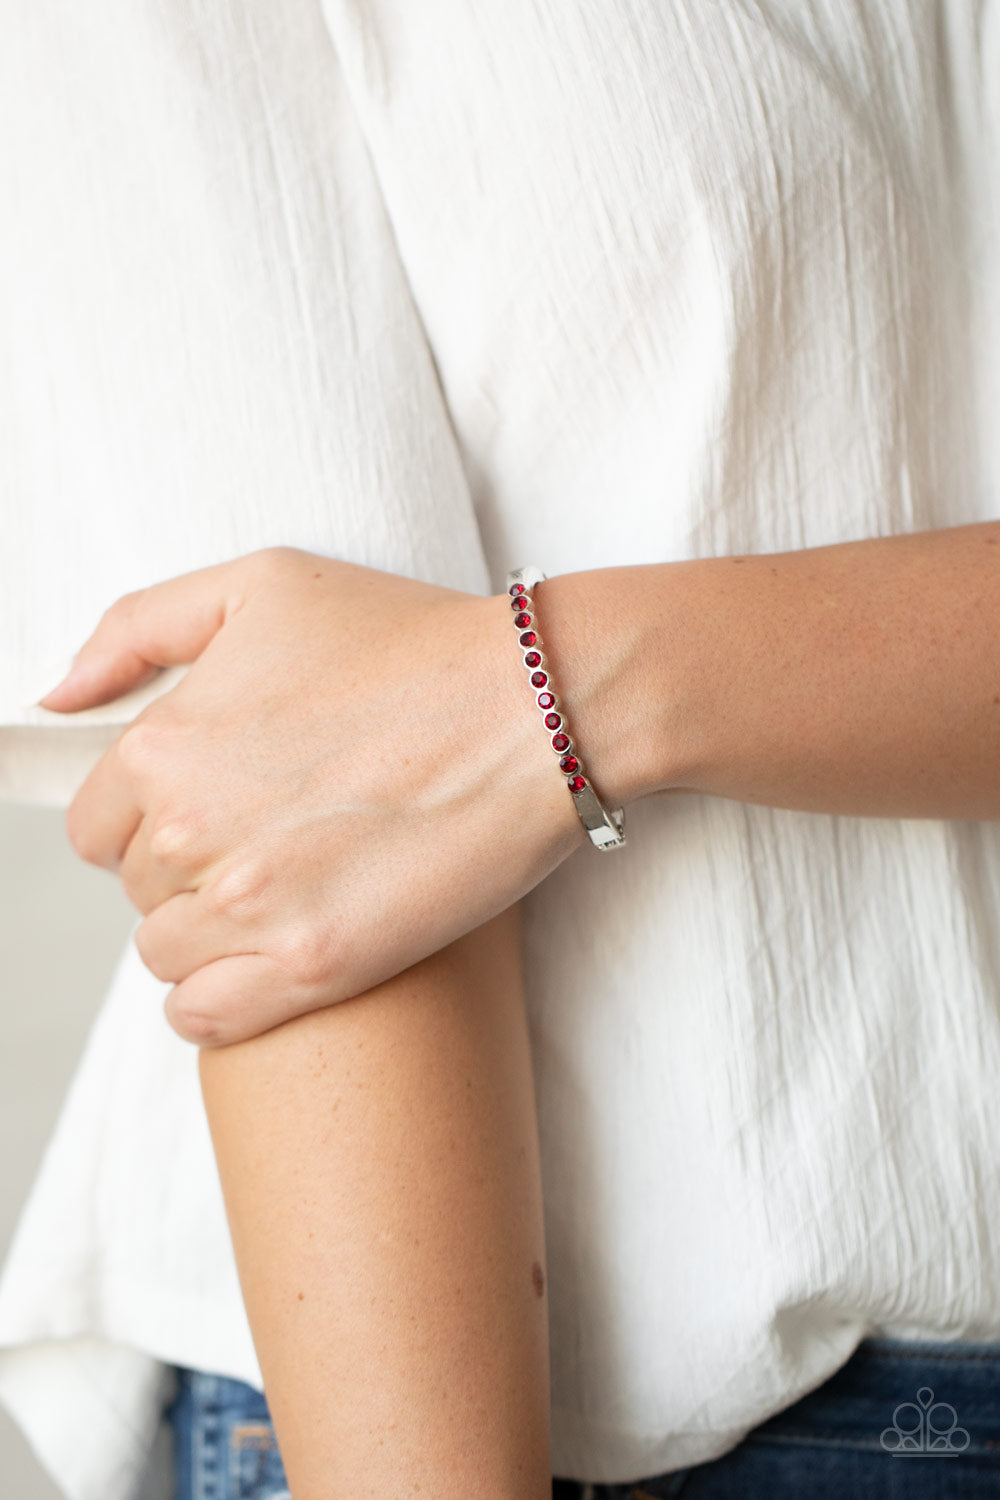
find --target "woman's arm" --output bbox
[197,905,550,1500]
[41,521,1000,1047]
[542,520,1000,820]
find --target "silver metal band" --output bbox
[506,565,626,851]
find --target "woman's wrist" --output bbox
[523,564,698,810]
[537,524,1000,826]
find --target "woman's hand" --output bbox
[40,548,584,1044]
[48,523,1000,1049]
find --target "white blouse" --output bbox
[2,2,1000,1495]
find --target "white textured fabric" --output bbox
[2,1,1000,1494]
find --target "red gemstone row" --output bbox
[509,580,588,797]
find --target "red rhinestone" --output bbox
[568,775,587,794]
[510,596,528,610]
[559,755,579,774]
[544,712,562,730]
[530,671,548,688]
[537,692,556,710]
[523,650,542,667]
[519,632,537,649]
[552,733,570,752]
[514,612,532,629]
[509,583,526,596]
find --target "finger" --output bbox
[162,953,328,1048]
[66,740,144,872]
[119,816,203,915]
[37,553,259,713]
[134,891,232,980]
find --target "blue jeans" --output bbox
[166,1337,1000,1499]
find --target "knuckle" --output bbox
[101,589,142,627]
[204,857,269,917]
[147,814,203,867]
[116,718,160,774]
[275,923,337,989]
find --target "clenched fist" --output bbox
[41,548,589,1044]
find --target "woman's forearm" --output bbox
[544,520,1000,820]
[197,907,550,1500]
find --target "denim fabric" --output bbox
[554,1338,1000,1499]
[166,1370,290,1500]
[168,1337,1000,1499]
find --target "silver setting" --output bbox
[506,565,626,852]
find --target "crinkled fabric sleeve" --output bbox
[0,5,487,1499]
[0,0,488,802]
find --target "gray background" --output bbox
[1,802,136,1498]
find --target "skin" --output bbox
[42,550,585,1044]
[38,521,1000,1486]
[38,520,1000,1044]
[537,522,1000,822]
[198,907,551,1500]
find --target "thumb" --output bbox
[37,555,251,712]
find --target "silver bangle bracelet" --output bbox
[506,565,626,851]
